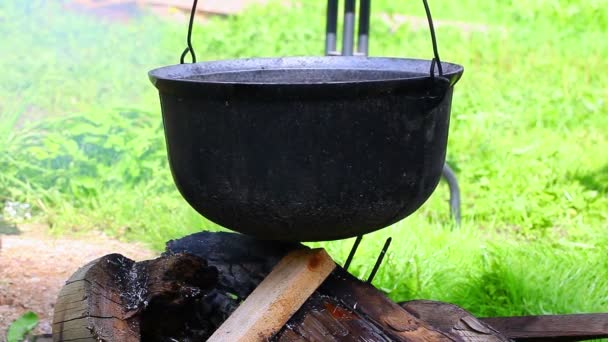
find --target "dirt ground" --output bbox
[0,224,155,338]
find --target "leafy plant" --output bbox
[6,312,39,342]
[20,108,170,199]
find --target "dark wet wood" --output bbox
[399,300,608,342]
[317,269,456,341]
[165,231,302,298]
[167,232,462,341]
[480,313,608,341]
[276,294,396,341]
[400,300,510,341]
[53,232,606,341]
[169,232,512,341]
[52,253,217,342]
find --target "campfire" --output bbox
[50,1,608,341]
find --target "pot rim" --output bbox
[149,56,464,87]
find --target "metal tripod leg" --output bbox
[442,163,461,225]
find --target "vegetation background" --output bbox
[1,0,607,318]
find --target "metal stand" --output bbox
[324,0,461,225]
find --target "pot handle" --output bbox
[422,0,444,78]
[180,0,198,64]
[179,0,444,78]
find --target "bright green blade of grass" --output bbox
[6,311,39,342]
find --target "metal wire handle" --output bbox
[422,0,443,77]
[182,0,444,74]
[180,0,198,64]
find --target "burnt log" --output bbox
[399,300,509,342]
[398,300,608,342]
[165,232,463,341]
[274,268,461,341]
[52,253,218,341]
[480,314,608,341]
[52,232,509,341]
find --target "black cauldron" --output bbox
[149,56,463,241]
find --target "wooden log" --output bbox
[52,253,218,341]
[480,314,608,341]
[400,301,608,341]
[315,270,457,341]
[167,232,470,341]
[399,300,510,341]
[208,248,336,342]
[52,254,140,342]
[275,294,398,341]
[165,231,302,299]
[51,232,513,341]
[274,273,461,341]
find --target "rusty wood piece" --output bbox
[320,269,457,341]
[276,293,401,341]
[400,300,510,341]
[52,253,217,341]
[480,314,608,341]
[208,248,336,342]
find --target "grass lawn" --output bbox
[1,0,607,317]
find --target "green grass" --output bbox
[1,0,607,318]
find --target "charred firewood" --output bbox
[53,232,514,341]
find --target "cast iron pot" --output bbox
[149,56,463,241]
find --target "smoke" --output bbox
[0,0,181,210]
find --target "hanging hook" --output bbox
[343,235,393,285]
[343,235,363,271]
[180,0,199,64]
[366,237,392,284]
